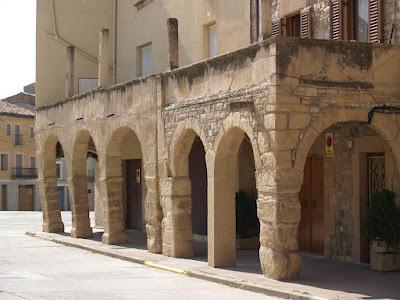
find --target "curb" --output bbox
[25,231,324,300]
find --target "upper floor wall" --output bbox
[36,0,114,107]
[36,0,400,108]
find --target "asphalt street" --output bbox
[0,212,277,300]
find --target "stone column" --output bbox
[98,29,110,88]
[38,177,64,233]
[250,0,259,43]
[65,46,75,98]
[69,176,92,238]
[101,176,128,244]
[257,167,302,279]
[160,177,193,257]
[144,176,162,253]
[94,160,104,227]
[167,18,179,70]
[259,0,272,40]
[208,153,237,268]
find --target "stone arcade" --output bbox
[36,38,400,280]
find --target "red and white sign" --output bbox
[325,132,334,157]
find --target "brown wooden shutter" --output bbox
[272,18,283,38]
[330,0,343,40]
[300,6,313,38]
[368,0,383,43]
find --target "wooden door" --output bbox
[126,159,142,230]
[299,156,324,254]
[18,185,34,211]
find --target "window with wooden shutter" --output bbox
[300,7,313,38]
[330,0,343,40]
[272,19,283,38]
[368,0,382,43]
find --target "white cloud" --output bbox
[0,0,36,99]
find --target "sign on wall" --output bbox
[325,132,334,157]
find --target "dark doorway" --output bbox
[360,153,385,263]
[125,159,142,230]
[299,155,324,254]
[189,137,207,236]
[18,185,34,211]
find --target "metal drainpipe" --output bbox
[113,0,118,84]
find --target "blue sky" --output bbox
[0,0,36,99]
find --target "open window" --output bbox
[330,0,382,43]
[272,7,312,38]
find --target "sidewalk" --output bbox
[26,227,400,300]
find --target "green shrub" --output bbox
[367,189,400,252]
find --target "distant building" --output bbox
[0,91,38,211]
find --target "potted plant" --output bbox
[367,189,400,271]
[235,191,260,249]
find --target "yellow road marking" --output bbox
[144,261,187,275]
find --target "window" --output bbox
[138,43,152,77]
[30,156,36,169]
[14,124,22,145]
[354,0,369,42]
[6,123,12,136]
[330,0,382,42]
[15,154,23,169]
[30,126,34,138]
[1,154,8,171]
[78,78,99,94]
[206,23,217,58]
[56,162,62,179]
[286,13,301,37]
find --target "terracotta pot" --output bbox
[370,240,400,272]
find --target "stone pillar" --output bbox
[69,176,92,238]
[98,28,110,88]
[250,0,259,43]
[144,176,162,253]
[167,18,179,70]
[65,46,75,98]
[259,0,272,40]
[101,176,128,244]
[160,177,193,257]
[94,160,104,227]
[38,177,64,233]
[208,153,237,268]
[257,167,302,279]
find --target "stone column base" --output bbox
[43,221,64,233]
[71,225,93,238]
[102,231,128,245]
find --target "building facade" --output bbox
[0,92,39,211]
[36,0,400,279]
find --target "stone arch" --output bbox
[295,109,400,172]
[170,118,208,177]
[39,134,66,233]
[208,119,261,268]
[163,119,208,258]
[102,126,145,245]
[69,129,100,238]
[213,114,262,170]
[293,109,400,265]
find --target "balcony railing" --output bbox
[12,167,38,179]
[14,134,23,145]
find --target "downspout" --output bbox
[113,0,118,84]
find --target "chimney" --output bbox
[259,0,272,40]
[65,46,75,98]
[167,18,179,70]
[98,29,110,87]
[250,0,259,43]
